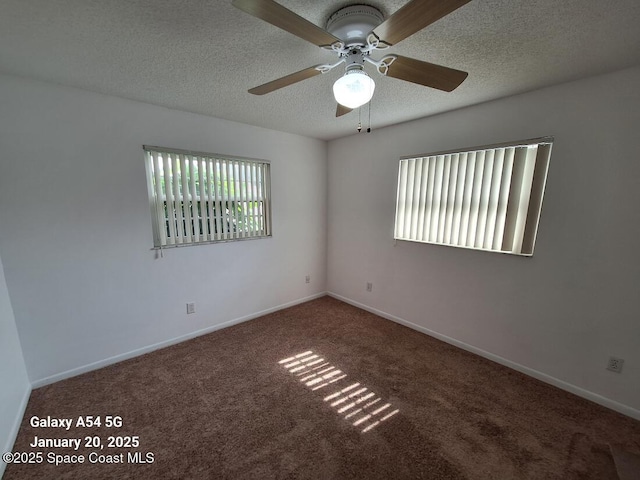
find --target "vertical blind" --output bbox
[394,137,553,256]
[144,146,271,248]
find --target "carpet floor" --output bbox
[5,296,640,479]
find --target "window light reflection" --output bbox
[279,350,400,433]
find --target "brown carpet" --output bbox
[611,446,640,480]
[5,296,640,479]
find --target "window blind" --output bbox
[144,146,271,248]
[394,137,552,256]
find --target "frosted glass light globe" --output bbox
[333,70,375,109]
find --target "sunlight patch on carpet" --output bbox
[279,351,399,433]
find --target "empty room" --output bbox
[1,0,639,479]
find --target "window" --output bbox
[143,146,271,248]
[394,137,553,256]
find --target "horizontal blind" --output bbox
[144,146,271,248]
[394,138,552,256]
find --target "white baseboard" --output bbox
[1,385,32,478]
[328,292,640,421]
[31,292,327,389]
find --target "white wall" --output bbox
[0,74,327,384]
[327,66,640,416]
[0,253,30,477]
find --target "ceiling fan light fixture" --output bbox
[333,69,375,109]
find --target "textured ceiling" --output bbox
[1,0,639,140]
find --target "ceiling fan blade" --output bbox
[232,0,340,47]
[336,104,353,117]
[386,55,468,92]
[372,0,472,46]
[248,66,323,95]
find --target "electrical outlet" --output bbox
[186,302,196,315]
[305,275,310,284]
[606,356,624,373]
[366,282,373,292]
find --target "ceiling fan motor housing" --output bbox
[326,5,384,47]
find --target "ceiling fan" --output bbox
[232,0,472,117]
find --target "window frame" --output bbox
[393,136,553,256]
[143,145,272,249]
